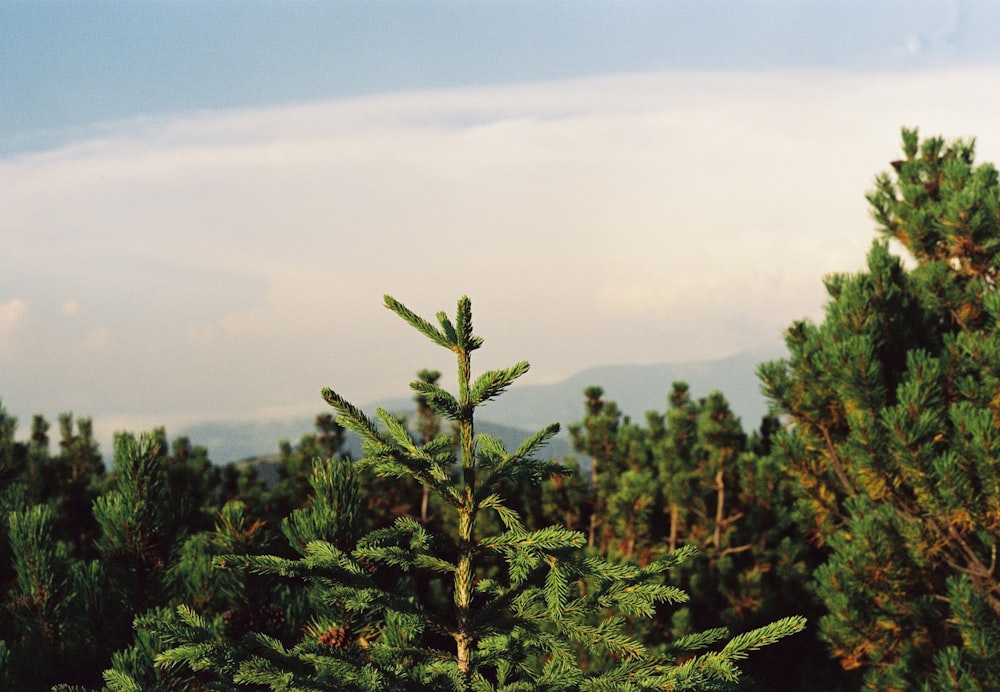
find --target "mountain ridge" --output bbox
[180,347,785,464]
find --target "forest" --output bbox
[3,128,1000,690]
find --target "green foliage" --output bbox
[151,295,803,690]
[94,434,183,609]
[268,413,350,522]
[566,383,838,689]
[5,504,73,682]
[760,128,1000,687]
[282,456,367,552]
[0,410,299,689]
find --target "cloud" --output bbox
[5,68,1000,449]
[0,298,28,355]
[893,0,965,59]
[0,298,27,332]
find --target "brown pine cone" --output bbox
[318,624,354,650]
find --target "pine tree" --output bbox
[0,400,29,584]
[567,384,840,689]
[0,411,249,689]
[657,384,700,554]
[153,294,805,690]
[53,413,105,559]
[759,128,1000,687]
[571,387,612,550]
[89,432,221,689]
[161,431,220,534]
[268,414,350,522]
[5,504,76,686]
[568,388,663,563]
[0,405,117,688]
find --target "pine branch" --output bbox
[470,362,531,407]
[321,388,386,448]
[718,615,808,661]
[384,295,453,350]
[410,379,460,419]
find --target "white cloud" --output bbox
[5,68,1000,436]
[0,298,27,332]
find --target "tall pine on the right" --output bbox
[760,128,1000,688]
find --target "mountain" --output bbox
[183,416,575,467]
[373,346,783,434]
[180,347,786,464]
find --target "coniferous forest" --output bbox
[3,129,1000,690]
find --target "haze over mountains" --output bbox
[181,347,785,464]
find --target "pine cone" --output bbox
[318,624,354,649]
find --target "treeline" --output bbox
[1,128,999,689]
[0,350,813,689]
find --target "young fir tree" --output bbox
[759,128,1000,688]
[153,295,804,691]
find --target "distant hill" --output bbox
[181,347,785,464]
[373,346,784,437]
[186,417,574,468]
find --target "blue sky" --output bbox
[4,1,993,154]
[4,1,1000,457]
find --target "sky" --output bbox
[5,1,1000,456]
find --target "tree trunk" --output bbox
[420,485,430,524]
[588,457,599,548]
[669,505,679,553]
[714,468,725,549]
